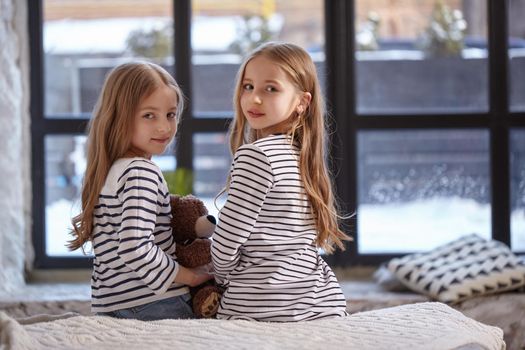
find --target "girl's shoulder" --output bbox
[239,134,291,153]
[244,134,298,156]
[108,157,162,185]
[252,134,290,148]
[113,157,159,173]
[234,134,295,166]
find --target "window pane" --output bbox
[511,130,525,251]
[193,133,231,217]
[43,0,173,118]
[45,135,176,257]
[191,0,325,117]
[45,135,87,256]
[509,0,525,112]
[357,130,491,253]
[355,0,488,114]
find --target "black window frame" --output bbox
[29,0,524,269]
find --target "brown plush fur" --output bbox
[171,195,210,243]
[175,239,211,268]
[170,194,222,318]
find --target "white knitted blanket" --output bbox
[0,302,504,350]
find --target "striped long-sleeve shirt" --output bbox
[91,158,188,313]
[211,134,348,321]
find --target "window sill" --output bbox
[0,282,90,319]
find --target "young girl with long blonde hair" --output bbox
[211,42,351,321]
[69,61,212,320]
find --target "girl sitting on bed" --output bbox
[68,61,212,321]
[211,42,352,321]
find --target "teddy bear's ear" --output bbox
[170,194,180,207]
[181,194,209,216]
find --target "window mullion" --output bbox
[173,0,193,170]
[29,0,47,267]
[324,0,358,266]
[488,0,511,245]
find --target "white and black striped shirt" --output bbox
[211,134,348,321]
[91,158,187,313]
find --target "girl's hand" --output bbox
[202,262,214,273]
[174,265,213,287]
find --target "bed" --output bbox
[0,302,504,350]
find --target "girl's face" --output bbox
[128,84,178,159]
[240,55,302,138]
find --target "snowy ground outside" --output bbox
[358,197,491,253]
[46,197,525,257]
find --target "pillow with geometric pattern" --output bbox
[387,234,525,303]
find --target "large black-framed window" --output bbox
[325,0,525,267]
[29,0,525,269]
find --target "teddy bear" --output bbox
[170,194,222,318]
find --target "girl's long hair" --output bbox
[229,42,351,254]
[68,61,184,252]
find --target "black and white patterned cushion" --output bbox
[387,234,525,303]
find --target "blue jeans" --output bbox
[97,293,195,321]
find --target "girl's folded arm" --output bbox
[211,144,274,286]
[116,166,178,294]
